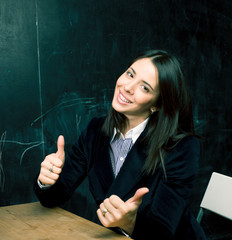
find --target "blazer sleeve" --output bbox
[33,118,98,207]
[132,136,200,239]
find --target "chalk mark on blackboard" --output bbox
[19,142,44,165]
[0,137,45,166]
[75,114,82,137]
[31,97,95,126]
[0,131,6,191]
[35,0,45,158]
[0,140,43,146]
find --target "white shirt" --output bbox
[111,117,149,144]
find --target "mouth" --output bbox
[117,91,132,104]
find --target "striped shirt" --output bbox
[110,118,149,177]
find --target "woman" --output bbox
[34,50,206,239]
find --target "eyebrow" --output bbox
[130,67,136,75]
[130,67,154,91]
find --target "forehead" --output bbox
[130,58,159,86]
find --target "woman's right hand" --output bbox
[38,135,65,186]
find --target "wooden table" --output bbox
[0,202,129,240]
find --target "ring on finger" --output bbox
[49,164,53,173]
[102,208,108,216]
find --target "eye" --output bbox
[126,71,134,78]
[141,85,150,93]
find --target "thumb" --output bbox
[56,135,65,160]
[126,187,149,207]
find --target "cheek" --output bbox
[113,76,125,98]
[134,91,150,103]
[115,76,124,86]
[135,93,156,108]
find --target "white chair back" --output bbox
[197,172,232,223]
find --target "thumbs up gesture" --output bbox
[38,135,65,186]
[97,188,149,236]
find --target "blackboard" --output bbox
[0,0,232,238]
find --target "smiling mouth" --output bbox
[118,92,132,104]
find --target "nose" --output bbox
[124,80,135,94]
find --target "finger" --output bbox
[107,195,127,213]
[97,208,115,228]
[103,196,129,224]
[100,201,112,215]
[38,174,56,186]
[126,187,149,206]
[41,160,62,174]
[40,167,60,181]
[56,135,65,160]
[49,164,62,174]
[101,198,116,216]
[44,154,64,168]
[97,208,108,225]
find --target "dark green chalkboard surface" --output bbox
[0,1,231,238]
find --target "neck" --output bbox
[123,116,147,135]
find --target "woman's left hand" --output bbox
[97,187,149,236]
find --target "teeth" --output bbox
[119,93,131,103]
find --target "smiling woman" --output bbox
[103,50,196,175]
[34,50,206,240]
[112,58,159,128]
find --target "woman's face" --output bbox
[112,58,159,123]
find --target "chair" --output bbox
[196,172,232,223]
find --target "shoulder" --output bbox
[70,116,106,154]
[84,116,106,132]
[174,135,200,155]
[88,116,106,126]
[80,116,106,141]
[165,136,200,179]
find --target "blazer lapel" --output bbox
[88,132,115,201]
[88,122,149,203]
[106,132,149,201]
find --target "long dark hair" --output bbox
[102,50,195,176]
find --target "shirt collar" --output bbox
[111,117,149,144]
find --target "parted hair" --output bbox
[102,50,195,176]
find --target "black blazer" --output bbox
[34,117,206,240]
